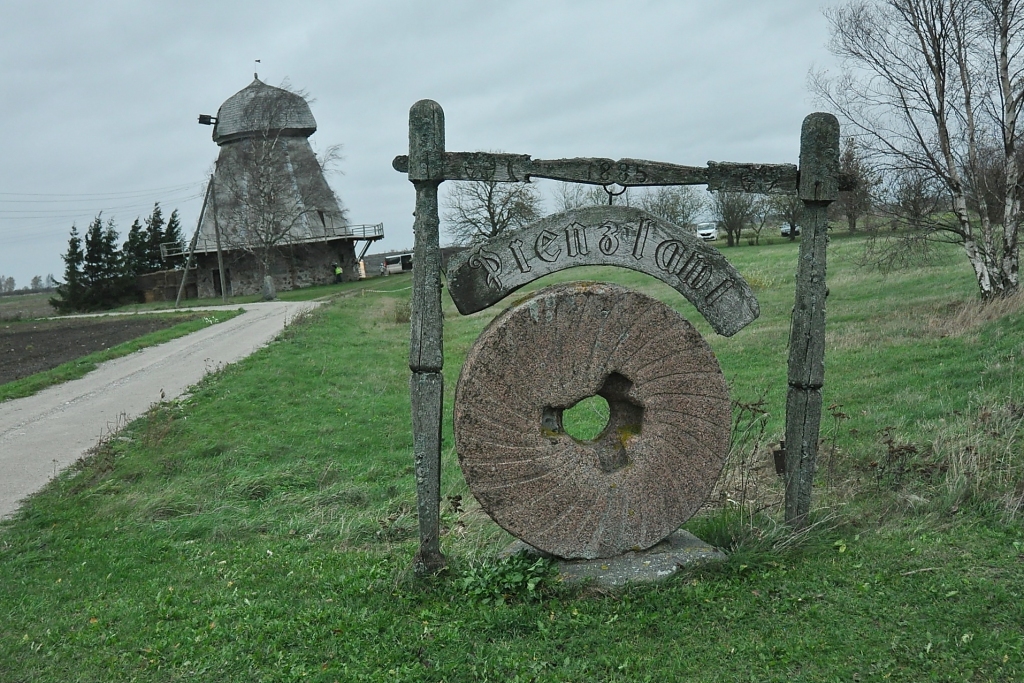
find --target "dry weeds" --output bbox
[931,399,1024,519]
[928,289,1024,338]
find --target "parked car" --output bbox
[695,222,718,241]
[780,224,801,237]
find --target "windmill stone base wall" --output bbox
[193,239,358,298]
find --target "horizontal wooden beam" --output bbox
[393,152,806,194]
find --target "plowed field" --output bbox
[0,315,192,385]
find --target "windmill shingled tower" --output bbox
[188,78,382,298]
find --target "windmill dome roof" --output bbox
[212,78,317,144]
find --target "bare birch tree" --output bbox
[812,0,1023,299]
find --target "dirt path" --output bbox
[0,300,322,519]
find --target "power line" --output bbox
[1,194,198,204]
[0,190,206,218]
[0,182,202,199]
[0,189,206,246]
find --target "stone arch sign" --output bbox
[394,99,840,574]
[445,205,759,337]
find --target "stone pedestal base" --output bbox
[502,530,725,587]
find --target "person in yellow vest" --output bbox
[333,263,343,284]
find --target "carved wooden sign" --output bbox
[446,205,759,337]
[396,99,840,574]
[394,153,799,194]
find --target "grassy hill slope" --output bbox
[1,235,1022,681]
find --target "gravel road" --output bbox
[0,300,321,519]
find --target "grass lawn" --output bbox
[0,292,55,321]
[1,234,1022,681]
[111,277,398,313]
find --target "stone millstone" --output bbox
[454,282,730,560]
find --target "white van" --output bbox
[381,254,413,275]
[696,222,718,241]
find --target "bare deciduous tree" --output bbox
[812,0,1023,299]
[773,194,804,242]
[746,196,776,245]
[893,170,946,232]
[636,186,707,228]
[552,183,614,212]
[963,143,1024,226]
[711,191,756,247]
[835,137,877,233]
[553,183,707,235]
[443,178,541,244]
[861,169,947,271]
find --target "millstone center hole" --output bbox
[562,395,610,442]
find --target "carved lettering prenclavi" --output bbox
[448,205,759,337]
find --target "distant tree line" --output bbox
[50,203,184,313]
[442,175,842,250]
[444,179,714,246]
[0,274,57,294]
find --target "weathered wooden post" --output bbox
[174,181,211,308]
[784,112,839,526]
[210,174,229,303]
[406,100,446,573]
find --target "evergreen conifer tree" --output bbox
[82,215,107,308]
[144,203,166,271]
[123,217,149,278]
[163,209,185,268]
[50,224,86,313]
[79,214,129,309]
[101,218,129,304]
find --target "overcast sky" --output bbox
[0,0,843,289]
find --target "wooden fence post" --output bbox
[407,100,446,573]
[784,112,839,527]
